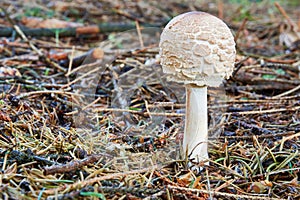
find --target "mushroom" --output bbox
[159,11,236,163]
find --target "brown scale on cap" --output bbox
[159,11,236,87]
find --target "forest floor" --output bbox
[0,1,300,199]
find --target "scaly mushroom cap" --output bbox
[159,11,236,87]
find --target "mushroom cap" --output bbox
[159,11,236,87]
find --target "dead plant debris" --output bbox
[0,1,299,200]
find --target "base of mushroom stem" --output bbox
[188,142,209,163]
[188,159,209,175]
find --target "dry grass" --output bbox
[0,0,299,199]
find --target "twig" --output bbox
[234,17,248,43]
[93,107,184,117]
[61,61,103,88]
[135,21,144,49]
[272,84,300,99]
[14,25,66,72]
[217,0,224,19]
[5,150,57,166]
[81,96,102,111]
[279,132,300,151]
[274,2,300,38]
[143,190,165,200]
[43,165,158,195]
[215,131,295,140]
[114,9,146,24]
[235,121,274,135]
[44,154,111,175]
[205,168,213,199]
[101,186,161,197]
[18,90,82,98]
[0,23,161,38]
[63,59,99,76]
[167,185,282,200]
[231,56,249,79]
[227,106,300,115]
[2,41,90,51]
[66,46,75,76]
[63,48,104,72]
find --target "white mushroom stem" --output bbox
[183,84,208,163]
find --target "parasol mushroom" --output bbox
[159,11,236,163]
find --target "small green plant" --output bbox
[24,7,55,18]
[44,68,50,76]
[0,99,5,105]
[80,192,106,199]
